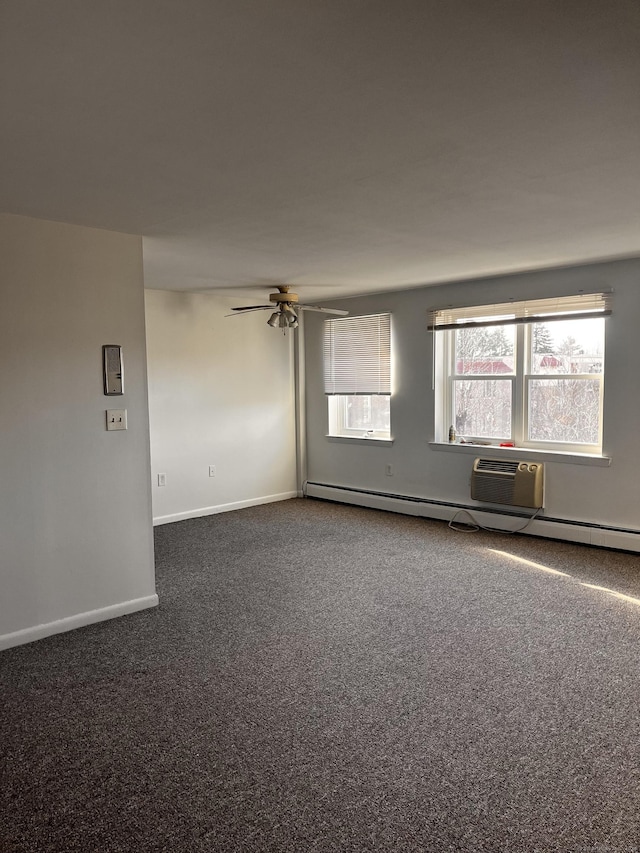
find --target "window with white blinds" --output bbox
[323,314,391,439]
[323,314,391,395]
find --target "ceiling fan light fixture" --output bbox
[229,286,347,329]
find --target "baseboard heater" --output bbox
[304,482,640,552]
[470,457,544,509]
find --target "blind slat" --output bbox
[323,314,391,395]
[427,291,612,331]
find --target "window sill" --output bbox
[326,435,394,447]
[428,441,611,467]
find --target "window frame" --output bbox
[328,393,391,439]
[441,318,605,454]
[324,313,392,440]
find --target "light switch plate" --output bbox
[106,409,127,430]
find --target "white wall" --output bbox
[304,258,640,550]
[145,290,297,524]
[0,214,157,649]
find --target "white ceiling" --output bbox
[2,0,640,303]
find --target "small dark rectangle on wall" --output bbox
[103,345,124,395]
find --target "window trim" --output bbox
[428,440,611,467]
[324,313,392,440]
[435,301,607,454]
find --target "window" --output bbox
[429,293,611,453]
[323,313,391,439]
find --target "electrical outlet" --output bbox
[209,465,216,477]
[158,473,167,487]
[385,464,393,476]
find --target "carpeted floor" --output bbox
[2,497,640,852]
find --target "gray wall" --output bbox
[304,258,640,541]
[0,214,157,648]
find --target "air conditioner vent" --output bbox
[471,457,544,509]
[475,458,520,475]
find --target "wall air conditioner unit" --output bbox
[471,458,544,509]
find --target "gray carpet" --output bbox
[2,497,640,852]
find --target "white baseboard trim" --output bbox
[306,483,640,553]
[153,490,298,526]
[0,594,159,652]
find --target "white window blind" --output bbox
[427,291,612,331]
[323,313,391,395]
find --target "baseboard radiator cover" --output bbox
[304,482,640,553]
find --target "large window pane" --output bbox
[453,379,512,439]
[528,379,600,444]
[455,325,515,374]
[531,318,604,374]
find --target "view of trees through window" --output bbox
[452,318,604,445]
[454,324,514,439]
[528,318,603,445]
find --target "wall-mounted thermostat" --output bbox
[103,345,124,395]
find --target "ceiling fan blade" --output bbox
[231,305,272,311]
[297,305,349,315]
[225,306,273,316]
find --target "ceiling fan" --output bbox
[229,285,348,330]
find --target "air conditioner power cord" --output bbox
[449,506,542,535]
